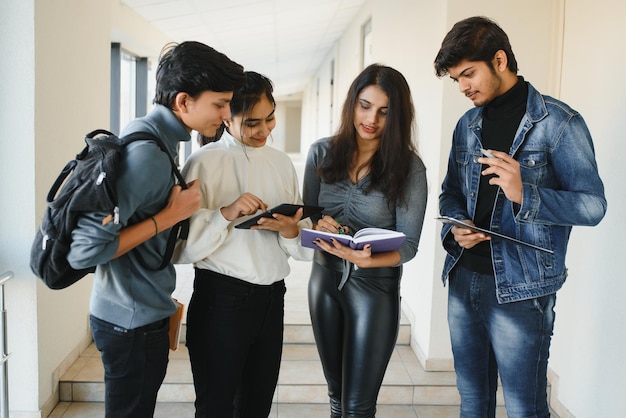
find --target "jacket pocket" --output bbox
[517,150,548,184]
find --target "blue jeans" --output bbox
[90,315,170,418]
[448,264,555,418]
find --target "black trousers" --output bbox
[309,252,402,418]
[186,268,286,418]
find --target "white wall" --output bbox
[0,0,170,415]
[549,1,626,416]
[34,1,112,408]
[0,0,39,413]
[370,0,452,368]
[300,0,626,415]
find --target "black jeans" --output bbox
[309,252,402,418]
[90,314,170,418]
[187,269,286,418]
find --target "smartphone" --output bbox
[480,148,496,158]
[234,204,324,229]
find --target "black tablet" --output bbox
[234,204,324,229]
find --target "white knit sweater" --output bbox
[173,131,313,284]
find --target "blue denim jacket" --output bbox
[440,82,607,303]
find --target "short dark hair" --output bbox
[434,16,518,77]
[154,41,244,107]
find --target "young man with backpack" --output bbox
[67,41,244,418]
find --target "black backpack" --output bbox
[30,129,189,290]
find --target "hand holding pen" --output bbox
[477,149,523,204]
[315,215,349,235]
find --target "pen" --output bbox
[334,218,346,234]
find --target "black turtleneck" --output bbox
[459,76,528,274]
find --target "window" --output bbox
[110,43,150,135]
[119,52,137,132]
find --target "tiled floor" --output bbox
[48,259,555,417]
[49,401,512,418]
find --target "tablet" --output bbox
[234,204,324,229]
[436,216,553,254]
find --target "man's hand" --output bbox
[164,180,202,223]
[451,219,491,249]
[114,180,201,258]
[478,149,523,204]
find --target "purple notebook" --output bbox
[301,228,406,253]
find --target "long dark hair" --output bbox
[319,63,417,205]
[229,71,275,120]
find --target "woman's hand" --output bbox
[314,215,349,235]
[253,208,303,239]
[313,237,373,267]
[220,193,268,221]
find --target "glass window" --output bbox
[110,43,150,135]
[119,52,137,132]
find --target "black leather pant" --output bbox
[309,252,402,418]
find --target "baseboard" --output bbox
[41,330,93,417]
[409,335,454,372]
[548,368,575,418]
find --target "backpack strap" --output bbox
[121,131,190,271]
[47,129,114,202]
[121,131,188,190]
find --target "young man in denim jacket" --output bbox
[434,16,607,417]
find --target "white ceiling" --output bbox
[122,0,367,98]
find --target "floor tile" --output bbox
[277,360,326,385]
[280,343,319,361]
[52,402,104,418]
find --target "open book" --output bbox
[436,216,553,254]
[301,227,406,253]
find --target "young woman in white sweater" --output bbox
[173,71,312,417]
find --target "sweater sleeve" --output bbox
[171,151,231,264]
[68,141,172,269]
[395,155,428,264]
[302,139,326,222]
[276,161,314,261]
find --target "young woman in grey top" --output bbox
[302,64,428,417]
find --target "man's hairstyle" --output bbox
[154,41,244,107]
[434,16,518,77]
